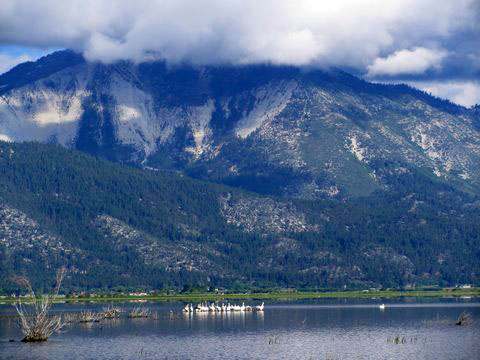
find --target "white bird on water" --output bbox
[379,304,385,310]
[196,303,208,312]
[182,301,264,313]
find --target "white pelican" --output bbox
[255,302,264,311]
[379,304,385,310]
[183,304,191,312]
[196,303,208,312]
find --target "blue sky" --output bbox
[0,0,479,106]
[0,45,59,72]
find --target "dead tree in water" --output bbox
[102,304,122,319]
[78,311,101,323]
[456,311,472,326]
[128,306,150,318]
[13,267,67,342]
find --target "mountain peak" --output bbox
[0,52,478,198]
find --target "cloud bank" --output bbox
[409,80,480,108]
[367,48,448,77]
[0,0,479,105]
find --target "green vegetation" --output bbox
[1,288,478,303]
[0,142,479,293]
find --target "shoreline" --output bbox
[1,289,478,303]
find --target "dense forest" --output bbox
[0,141,479,294]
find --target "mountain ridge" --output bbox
[1,51,479,292]
[1,50,478,200]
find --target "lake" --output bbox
[0,298,479,359]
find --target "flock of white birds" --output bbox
[183,302,264,313]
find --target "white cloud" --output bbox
[0,53,32,74]
[0,0,476,69]
[409,80,480,108]
[367,47,448,77]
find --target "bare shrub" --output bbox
[128,306,150,318]
[78,311,101,323]
[13,268,67,342]
[63,313,78,324]
[102,304,122,319]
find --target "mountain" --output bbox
[1,50,480,200]
[0,142,479,293]
[1,51,479,292]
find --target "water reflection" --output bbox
[0,299,479,360]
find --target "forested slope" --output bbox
[0,142,479,293]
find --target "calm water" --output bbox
[0,298,478,360]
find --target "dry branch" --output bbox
[128,306,150,318]
[12,267,67,342]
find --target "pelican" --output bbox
[183,304,191,313]
[255,302,264,311]
[245,304,253,311]
[379,304,385,310]
[221,303,226,312]
[240,302,245,312]
[209,303,216,312]
[196,303,208,312]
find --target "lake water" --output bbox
[0,298,479,359]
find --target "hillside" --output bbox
[1,50,479,200]
[0,142,479,293]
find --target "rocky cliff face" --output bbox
[1,50,479,198]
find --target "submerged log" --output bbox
[21,334,49,342]
[456,311,472,326]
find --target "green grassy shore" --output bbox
[1,288,478,303]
